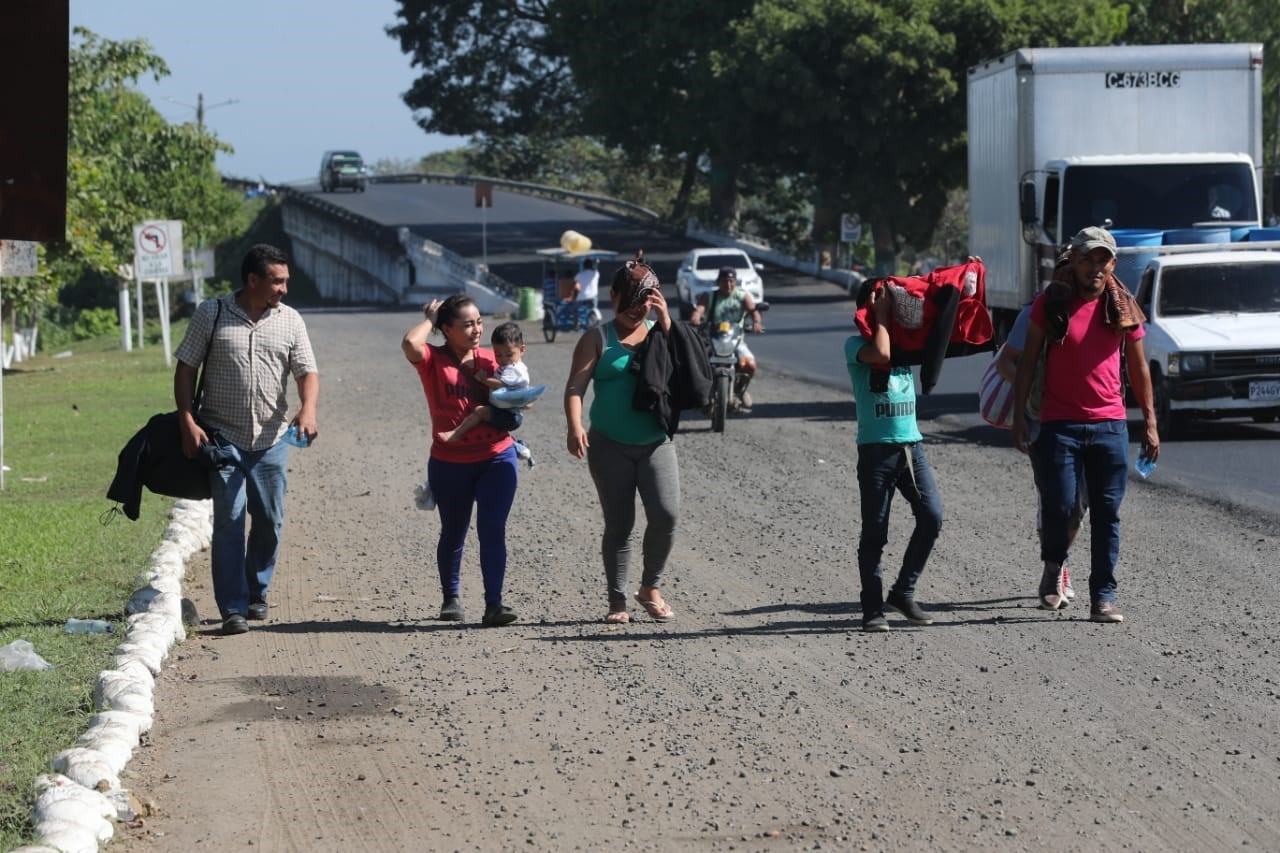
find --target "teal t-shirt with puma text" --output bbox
[844,335,922,445]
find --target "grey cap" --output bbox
[1069,226,1117,257]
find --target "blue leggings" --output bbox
[428,445,518,604]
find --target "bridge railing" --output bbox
[223,177,521,304]
[221,174,670,304]
[370,172,662,223]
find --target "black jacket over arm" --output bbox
[633,321,713,437]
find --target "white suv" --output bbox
[674,248,764,319]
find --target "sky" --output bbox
[70,0,465,184]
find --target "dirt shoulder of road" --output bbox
[117,308,1280,852]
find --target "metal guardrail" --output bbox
[407,228,520,300]
[370,172,662,223]
[222,176,521,299]
[221,173,680,299]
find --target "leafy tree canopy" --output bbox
[389,0,575,137]
[391,0,1280,259]
[61,28,239,282]
[4,29,239,323]
[716,0,1126,254]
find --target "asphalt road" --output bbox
[307,182,1280,521]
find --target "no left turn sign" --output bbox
[138,224,167,254]
[132,220,184,278]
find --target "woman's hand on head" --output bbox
[648,288,671,330]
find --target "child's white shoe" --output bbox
[513,439,534,467]
[413,481,436,510]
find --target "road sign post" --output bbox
[0,240,40,491]
[840,213,862,244]
[132,221,183,363]
[475,183,493,270]
[116,264,133,352]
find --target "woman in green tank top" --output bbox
[564,256,681,625]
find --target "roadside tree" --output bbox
[62,29,238,284]
[717,0,1125,271]
[3,29,242,352]
[389,0,575,138]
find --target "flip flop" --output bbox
[634,594,675,622]
[604,610,630,624]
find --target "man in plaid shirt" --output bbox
[175,244,319,636]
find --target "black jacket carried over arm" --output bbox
[632,321,713,437]
[106,426,148,520]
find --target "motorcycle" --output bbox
[705,302,768,433]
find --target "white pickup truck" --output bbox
[1134,250,1280,436]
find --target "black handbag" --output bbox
[107,301,223,517]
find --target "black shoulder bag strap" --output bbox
[193,299,224,414]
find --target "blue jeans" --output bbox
[208,438,289,618]
[429,445,518,605]
[856,442,943,615]
[1033,420,1128,603]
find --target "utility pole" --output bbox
[166,94,238,131]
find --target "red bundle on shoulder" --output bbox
[853,259,995,393]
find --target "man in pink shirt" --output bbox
[1012,227,1160,623]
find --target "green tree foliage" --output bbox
[467,134,700,217]
[1,29,241,336]
[716,0,1126,267]
[393,1,1228,265]
[548,0,758,225]
[389,1,575,137]
[720,0,961,259]
[61,28,239,284]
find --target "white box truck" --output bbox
[967,43,1273,339]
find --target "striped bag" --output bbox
[978,346,1016,428]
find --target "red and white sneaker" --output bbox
[1062,565,1075,600]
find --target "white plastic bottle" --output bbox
[65,618,114,634]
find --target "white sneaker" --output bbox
[413,482,436,511]
[1062,565,1076,600]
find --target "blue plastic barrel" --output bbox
[1163,227,1230,245]
[1110,229,1164,292]
[1246,226,1280,242]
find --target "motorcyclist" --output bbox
[690,267,764,408]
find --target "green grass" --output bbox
[0,342,182,847]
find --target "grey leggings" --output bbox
[586,429,680,603]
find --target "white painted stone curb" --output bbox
[12,499,212,853]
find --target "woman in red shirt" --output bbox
[402,294,519,627]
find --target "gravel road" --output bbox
[117,306,1280,852]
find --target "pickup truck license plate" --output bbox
[1249,381,1280,401]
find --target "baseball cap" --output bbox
[1069,226,1117,257]
[718,267,737,279]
